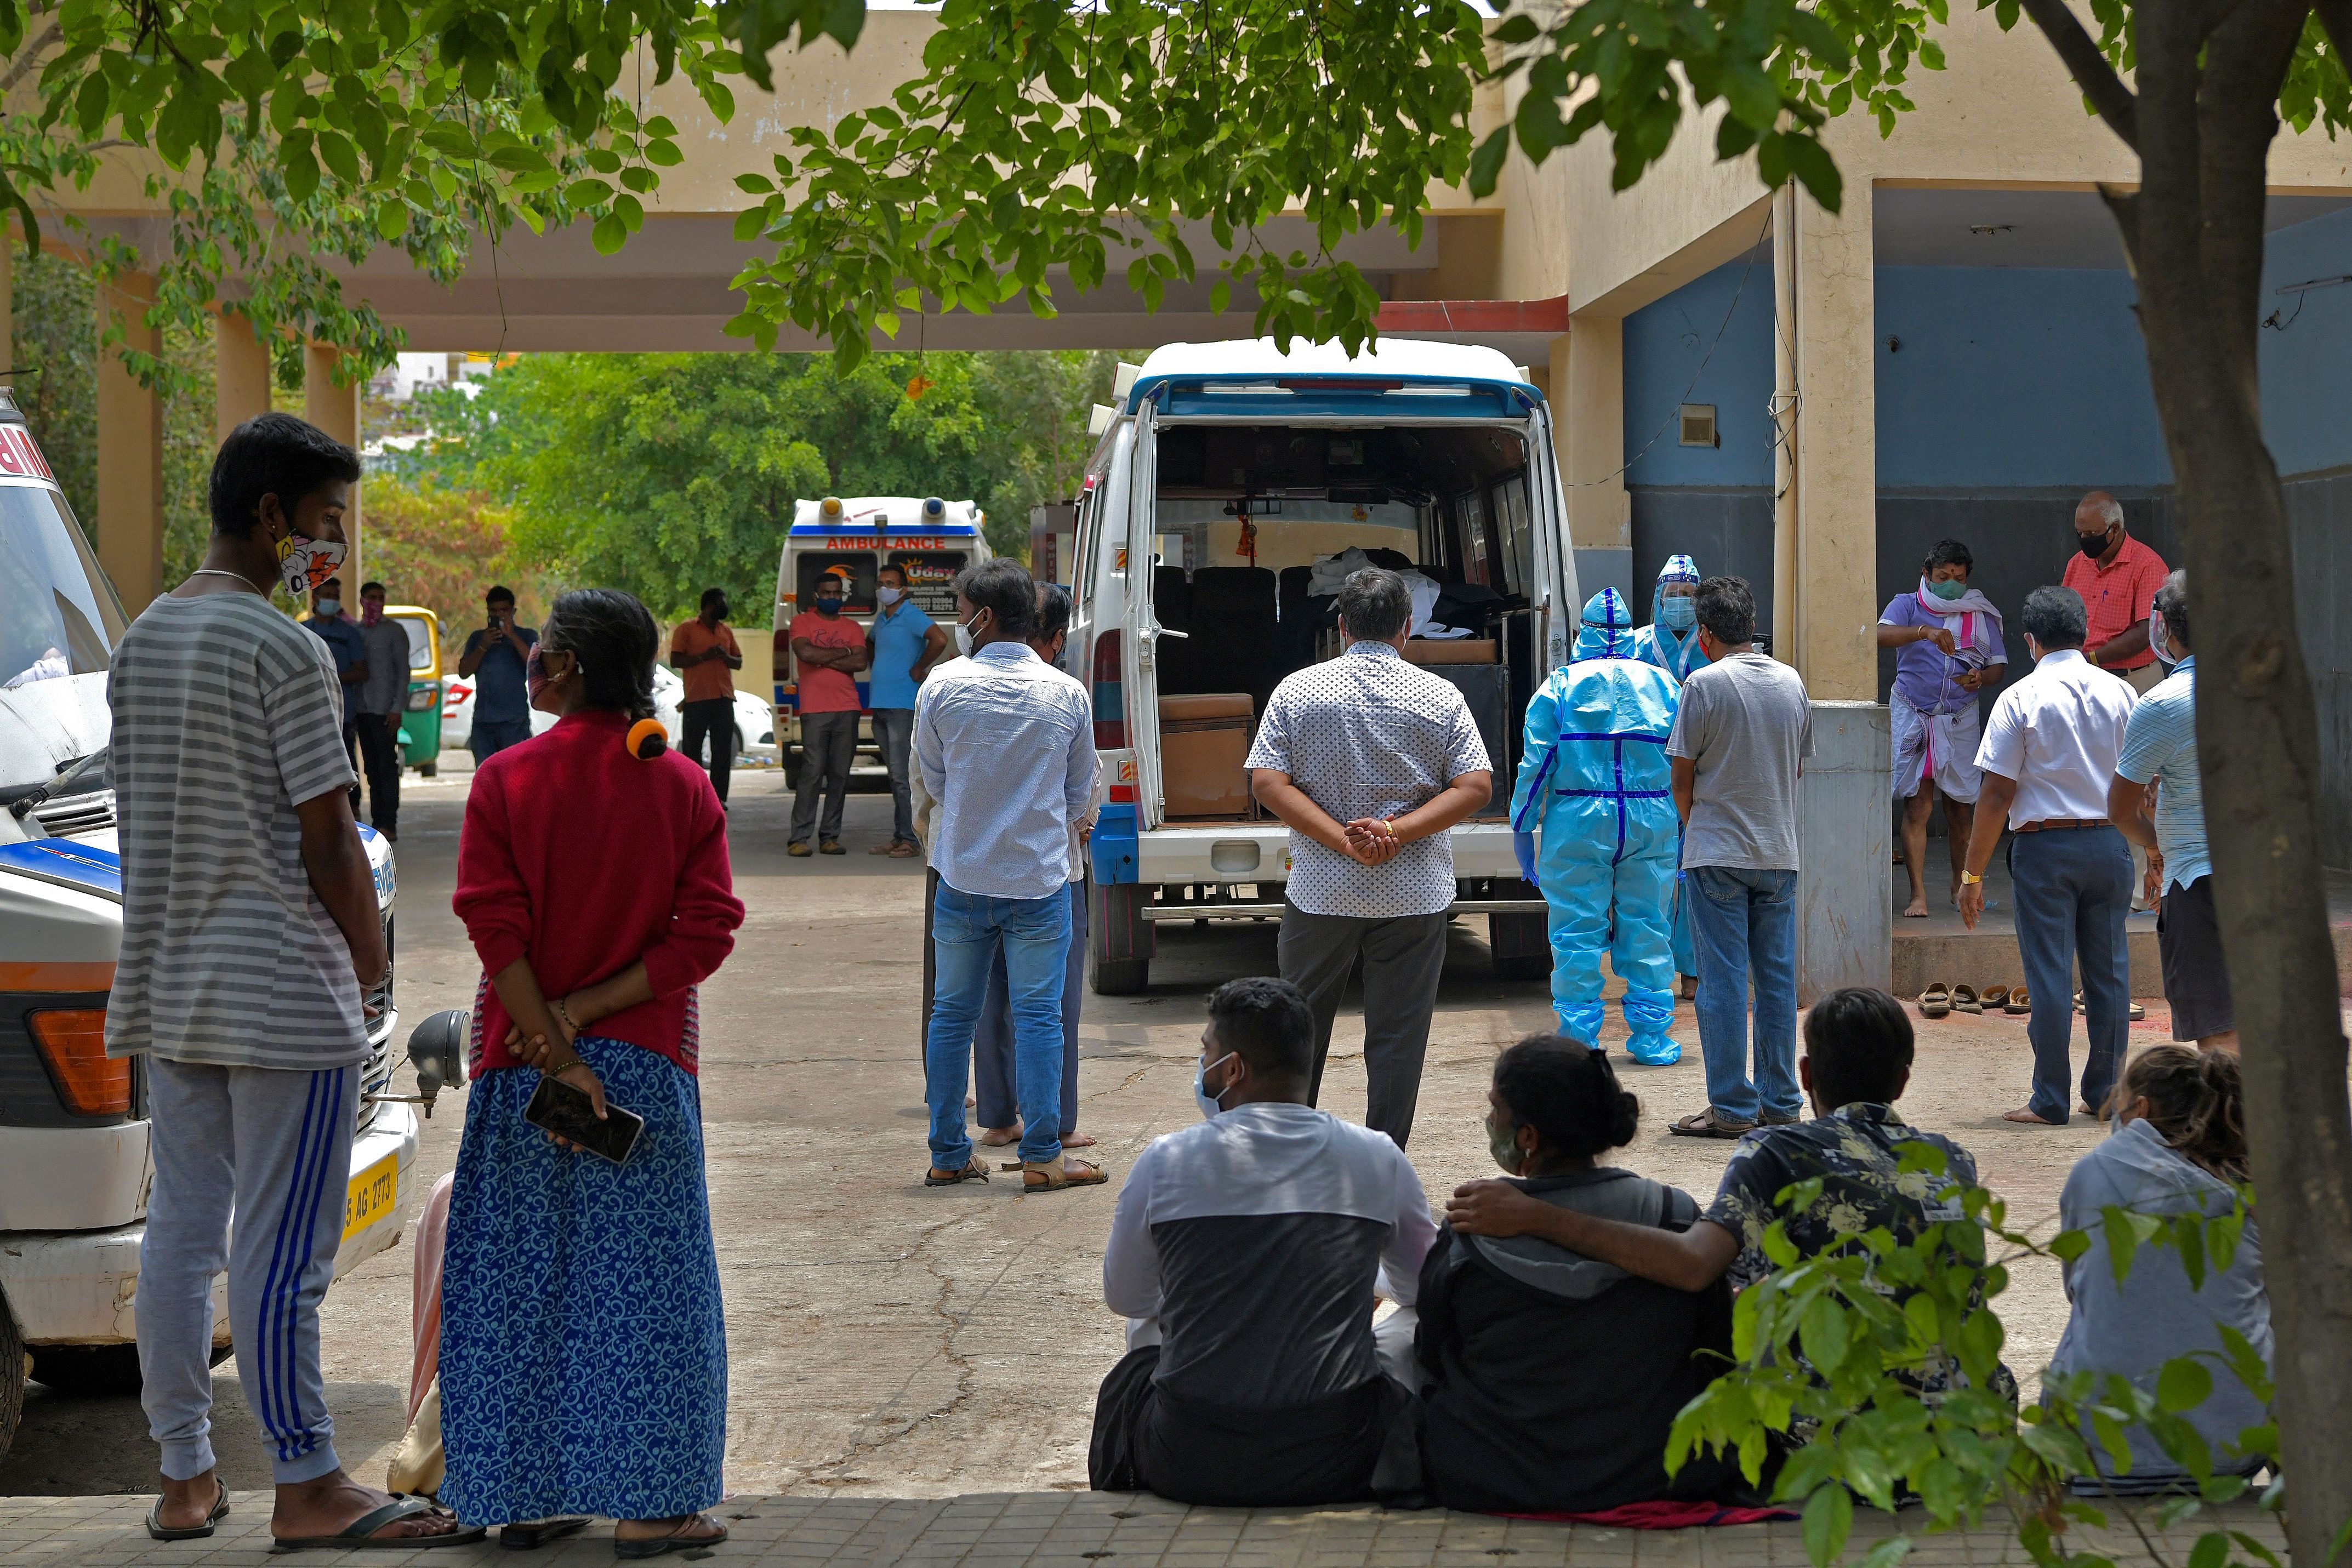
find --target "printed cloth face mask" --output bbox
[275,529,347,597]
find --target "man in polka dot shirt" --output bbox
[1246,567,1494,1148]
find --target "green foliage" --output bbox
[1667,1154,2281,1568]
[360,476,553,635]
[726,0,1487,369]
[406,348,1122,623]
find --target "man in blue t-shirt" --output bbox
[457,584,538,764]
[864,562,949,857]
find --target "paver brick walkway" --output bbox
[0,1491,2280,1567]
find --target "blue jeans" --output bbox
[471,717,532,763]
[872,708,916,845]
[975,882,1086,1137]
[925,883,1072,1170]
[1687,866,1802,1122]
[2010,825,2132,1123]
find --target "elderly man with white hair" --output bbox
[2061,491,2171,908]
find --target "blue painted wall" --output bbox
[2258,207,2352,478]
[1621,256,1776,488]
[1874,267,2172,488]
[1625,235,2351,491]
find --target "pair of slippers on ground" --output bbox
[1919,983,2145,1022]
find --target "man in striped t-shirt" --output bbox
[109,414,472,1548]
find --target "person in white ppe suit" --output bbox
[1630,555,1707,993]
[1509,589,1683,1065]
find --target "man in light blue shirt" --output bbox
[867,563,948,857]
[2109,572,2233,1049]
[916,558,1104,1192]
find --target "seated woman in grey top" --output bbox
[2047,1046,2268,1493]
[1413,1037,1744,1513]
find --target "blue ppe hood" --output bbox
[1574,588,1636,662]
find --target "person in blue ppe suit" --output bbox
[1631,555,1707,995]
[1510,589,1683,1065]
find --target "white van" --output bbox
[771,496,987,788]
[1069,339,1578,994]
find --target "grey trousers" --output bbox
[790,709,859,843]
[1277,903,1449,1149]
[137,1057,359,1484]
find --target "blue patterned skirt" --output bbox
[438,1035,727,1525]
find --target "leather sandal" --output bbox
[1010,1156,1108,1191]
[1668,1107,1757,1139]
[1952,983,1983,1015]
[1918,981,1953,1018]
[1980,985,2011,1012]
[2006,986,2032,1015]
[924,1158,990,1187]
[613,1513,730,1560]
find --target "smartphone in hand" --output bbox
[523,1074,645,1165]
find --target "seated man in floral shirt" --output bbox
[1446,986,1980,1300]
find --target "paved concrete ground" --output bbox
[0,1488,2284,1566]
[1,763,2306,1563]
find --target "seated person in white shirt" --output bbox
[1089,977,1437,1507]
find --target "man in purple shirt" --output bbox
[1877,539,2007,918]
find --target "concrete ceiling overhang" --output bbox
[52,209,1471,354]
[1873,186,2352,267]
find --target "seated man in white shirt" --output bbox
[1090,977,1437,1506]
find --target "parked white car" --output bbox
[442,666,772,764]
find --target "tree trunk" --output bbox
[2092,0,2352,1550]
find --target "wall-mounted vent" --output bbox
[1678,404,1719,448]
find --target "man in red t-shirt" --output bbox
[2061,490,2169,908]
[2061,492,2170,693]
[788,571,869,856]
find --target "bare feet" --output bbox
[2002,1107,2059,1125]
[978,1121,1022,1146]
[1064,1131,1098,1148]
[1900,895,1929,919]
[155,1473,225,1534]
[272,1470,468,1542]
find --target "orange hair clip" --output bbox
[627,718,668,760]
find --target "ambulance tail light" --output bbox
[1092,629,1125,749]
[29,1008,130,1116]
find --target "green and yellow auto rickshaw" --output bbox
[387,605,443,776]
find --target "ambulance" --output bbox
[771,496,988,788]
[1069,339,1578,994]
[0,389,415,1455]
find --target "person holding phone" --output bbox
[445,588,744,1556]
[456,585,538,763]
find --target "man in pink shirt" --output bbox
[787,570,869,857]
[2061,491,2169,906]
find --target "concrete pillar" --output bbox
[1773,184,1892,1002]
[0,240,14,403]
[1553,317,1634,611]
[1774,184,1878,699]
[95,270,164,614]
[215,311,272,441]
[304,344,362,591]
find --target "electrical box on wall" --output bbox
[1678,404,1719,448]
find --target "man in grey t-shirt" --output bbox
[111,414,471,1548]
[353,580,408,840]
[1664,575,1813,1137]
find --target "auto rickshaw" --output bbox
[387,604,443,776]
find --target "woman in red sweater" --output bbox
[441,589,744,1557]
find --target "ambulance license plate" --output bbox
[344,1154,398,1240]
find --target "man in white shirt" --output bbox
[916,559,1104,1191]
[1960,585,2137,1125]
[1247,568,1494,1149]
[1090,977,1436,1506]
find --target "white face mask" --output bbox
[1194,1052,1237,1120]
[2149,609,2178,667]
[314,598,341,619]
[877,585,905,608]
[954,609,987,658]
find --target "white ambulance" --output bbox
[1068,339,1579,993]
[770,496,988,787]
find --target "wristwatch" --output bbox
[1960,870,1985,886]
